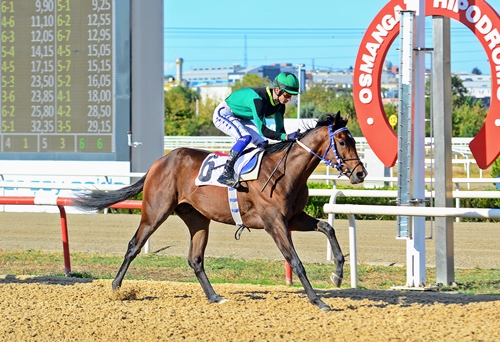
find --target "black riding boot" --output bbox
[217,150,241,187]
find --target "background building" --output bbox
[165,58,491,107]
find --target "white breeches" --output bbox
[213,101,267,146]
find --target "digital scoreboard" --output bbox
[0,0,130,160]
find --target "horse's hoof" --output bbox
[313,299,331,312]
[209,295,229,304]
[111,279,122,291]
[330,273,343,288]
[216,297,229,304]
[320,305,332,312]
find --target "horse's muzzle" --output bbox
[348,163,368,184]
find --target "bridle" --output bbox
[296,124,364,179]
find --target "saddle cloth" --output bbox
[195,148,264,187]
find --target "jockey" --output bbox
[212,72,301,187]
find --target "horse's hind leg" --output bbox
[176,204,227,304]
[289,211,345,287]
[112,207,172,291]
[317,221,344,287]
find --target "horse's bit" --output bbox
[296,124,364,179]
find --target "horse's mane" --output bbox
[250,112,345,155]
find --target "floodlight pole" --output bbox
[297,64,304,120]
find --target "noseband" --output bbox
[296,124,363,179]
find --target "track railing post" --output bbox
[347,214,358,288]
[57,205,72,277]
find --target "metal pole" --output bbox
[297,64,304,119]
[348,214,358,288]
[131,0,164,173]
[58,205,72,277]
[398,0,427,288]
[397,11,414,240]
[432,16,455,286]
[409,0,427,288]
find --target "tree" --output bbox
[334,91,356,118]
[232,74,271,91]
[451,101,487,137]
[299,102,323,119]
[164,86,202,136]
[423,75,486,136]
[491,157,500,178]
[451,75,470,107]
[471,67,482,75]
[296,84,363,135]
[195,97,225,136]
[164,72,488,140]
[299,84,335,113]
[382,102,398,135]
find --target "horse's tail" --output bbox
[72,173,147,211]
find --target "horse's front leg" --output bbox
[264,216,331,312]
[289,211,345,288]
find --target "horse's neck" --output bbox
[288,133,327,182]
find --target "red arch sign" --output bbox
[354,0,500,169]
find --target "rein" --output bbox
[260,142,294,192]
[296,124,363,179]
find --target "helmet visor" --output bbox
[275,80,299,94]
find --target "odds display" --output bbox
[1,0,115,154]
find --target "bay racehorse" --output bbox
[73,112,367,312]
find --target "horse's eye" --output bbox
[339,141,345,147]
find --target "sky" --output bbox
[163,0,500,77]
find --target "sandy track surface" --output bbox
[0,212,499,341]
[0,276,499,341]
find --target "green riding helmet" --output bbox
[273,72,300,95]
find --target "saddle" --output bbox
[195,148,264,187]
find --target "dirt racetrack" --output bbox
[1,212,500,341]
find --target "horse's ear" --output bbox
[334,111,341,124]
